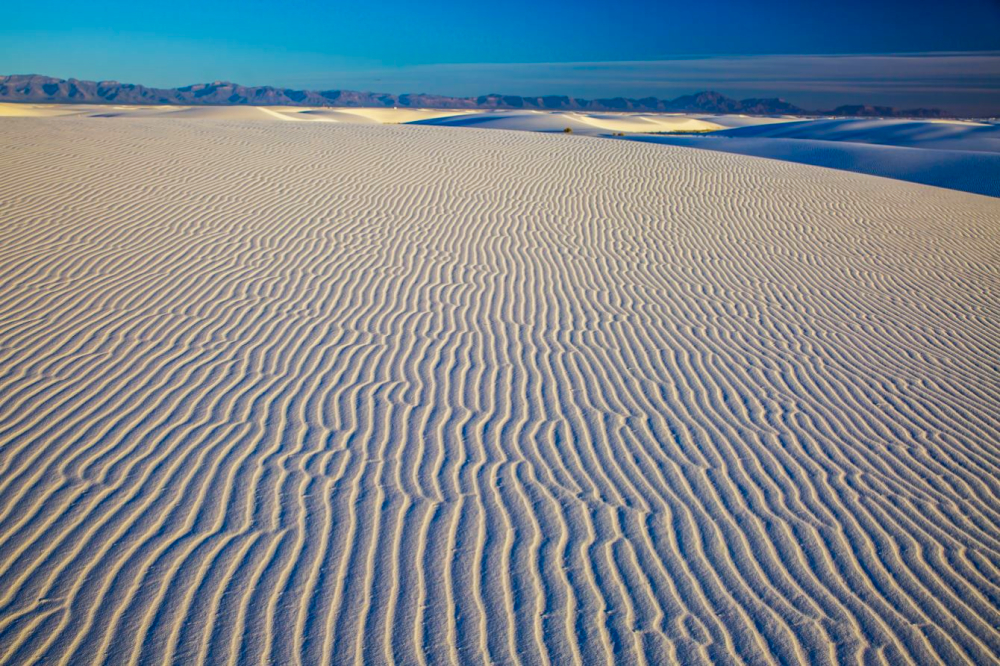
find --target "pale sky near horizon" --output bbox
[3,0,1000,114]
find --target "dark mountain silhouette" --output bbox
[0,74,943,118]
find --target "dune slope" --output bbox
[412,110,725,135]
[710,118,1000,153]
[0,118,998,665]
[632,134,1000,198]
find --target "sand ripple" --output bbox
[0,118,998,665]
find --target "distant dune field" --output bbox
[632,118,1000,199]
[0,117,998,665]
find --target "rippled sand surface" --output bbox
[0,118,998,664]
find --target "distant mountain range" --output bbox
[0,74,945,118]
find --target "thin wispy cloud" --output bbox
[286,52,1000,115]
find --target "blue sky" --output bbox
[3,0,1000,113]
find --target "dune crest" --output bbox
[0,118,998,664]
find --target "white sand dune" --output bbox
[691,114,802,129]
[0,102,785,133]
[0,103,84,117]
[564,113,723,133]
[412,110,725,135]
[632,134,1000,198]
[709,118,1000,153]
[0,117,998,665]
[411,109,601,133]
[632,118,1000,198]
[251,107,344,122]
[0,103,298,121]
[411,112,1000,197]
[297,109,383,123]
[255,107,476,124]
[331,107,476,124]
[165,106,294,121]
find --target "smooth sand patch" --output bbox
[565,112,724,133]
[0,103,84,117]
[254,106,339,122]
[694,114,804,128]
[331,107,477,123]
[0,117,997,665]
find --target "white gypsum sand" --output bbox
[0,116,998,665]
[630,118,1000,198]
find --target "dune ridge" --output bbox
[703,118,1000,153]
[0,118,998,664]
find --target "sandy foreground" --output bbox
[0,116,998,665]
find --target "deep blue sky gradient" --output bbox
[3,0,1000,112]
